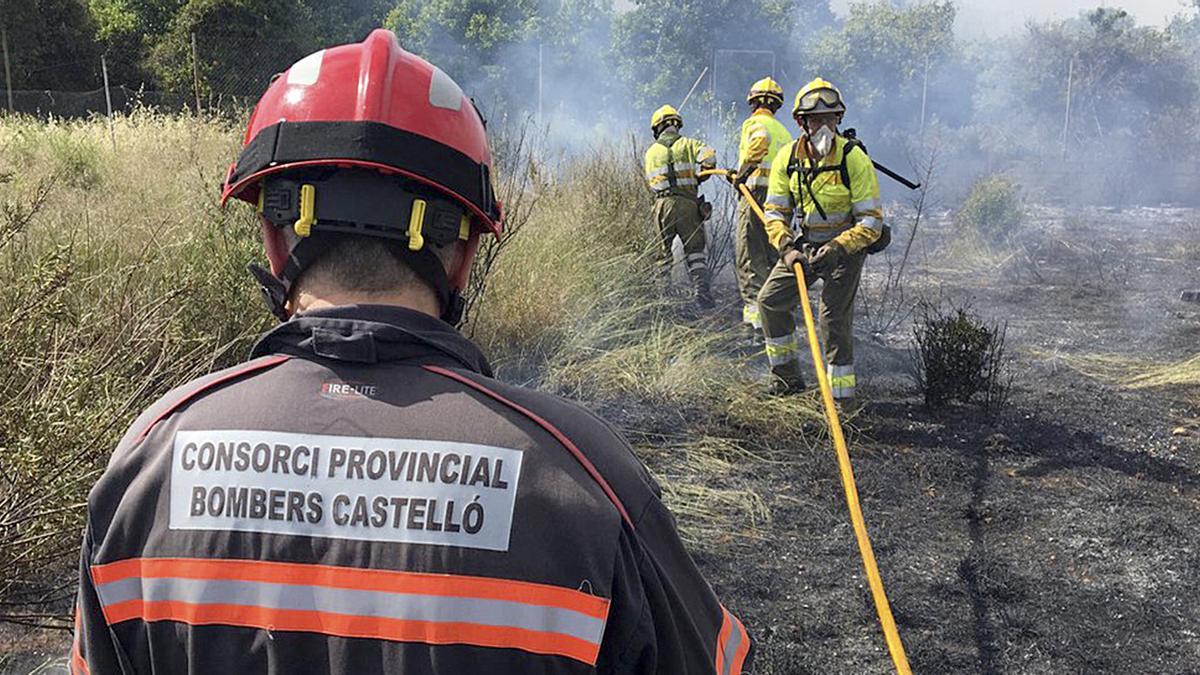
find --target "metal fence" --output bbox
[1,33,295,119]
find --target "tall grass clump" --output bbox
[0,112,265,625]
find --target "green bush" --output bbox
[956,174,1024,245]
[911,302,1011,412]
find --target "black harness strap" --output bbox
[787,137,867,221]
[656,136,679,190]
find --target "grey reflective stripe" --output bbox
[647,168,669,180]
[94,575,607,646]
[852,196,882,211]
[764,195,791,208]
[764,334,799,365]
[828,364,855,399]
[804,209,852,226]
[857,215,883,232]
[717,607,748,675]
[748,175,771,188]
[805,229,840,243]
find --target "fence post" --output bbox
[1061,55,1074,161]
[919,54,930,136]
[191,32,202,114]
[101,54,116,150]
[1,24,13,112]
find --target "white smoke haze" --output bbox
[470,0,1200,208]
[830,0,1189,36]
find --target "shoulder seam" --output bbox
[133,354,291,444]
[422,365,635,529]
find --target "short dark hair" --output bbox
[288,231,456,295]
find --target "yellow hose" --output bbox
[738,182,913,675]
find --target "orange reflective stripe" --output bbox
[71,604,89,675]
[714,605,750,675]
[100,600,603,664]
[90,557,607,618]
[729,611,751,674]
[90,557,610,666]
[714,607,733,673]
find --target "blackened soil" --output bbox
[5,207,1200,675]
[687,206,1200,674]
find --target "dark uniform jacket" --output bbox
[72,305,752,674]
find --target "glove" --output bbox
[779,242,808,275]
[782,247,806,272]
[723,169,737,184]
[734,162,756,187]
[807,242,842,277]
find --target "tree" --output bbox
[88,0,187,85]
[803,0,957,132]
[610,0,812,111]
[0,0,101,90]
[384,0,615,122]
[976,7,1199,155]
[148,0,321,97]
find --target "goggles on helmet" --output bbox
[795,88,844,114]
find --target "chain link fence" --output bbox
[1,33,298,119]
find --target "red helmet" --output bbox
[221,29,503,324]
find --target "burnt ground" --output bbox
[4,205,1200,674]
[684,205,1200,673]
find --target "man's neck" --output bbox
[291,287,441,317]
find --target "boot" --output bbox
[766,372,807,396]
[767,360,807,395]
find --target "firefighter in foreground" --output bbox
[644,105,719,308]
[757,78,884,398]
[732,78,793,345]
[71,31,752,674]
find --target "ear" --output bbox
[448,234,481,292]
[260,217,290,277]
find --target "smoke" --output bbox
[402,0,1200,207]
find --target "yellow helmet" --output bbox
[650,104,683,132]
[747,77,784,107]
[792,77,846,117]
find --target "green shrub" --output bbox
[956,174,1024,244]
[911,302,1011,412]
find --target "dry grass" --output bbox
[1045,351,1200,390]
[0,112,824,629]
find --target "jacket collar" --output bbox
[250,304,492,376]
[656,128,681,145]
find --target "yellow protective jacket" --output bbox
[644,129,717,199]
[737,109,793,190]
[762,134,884,254]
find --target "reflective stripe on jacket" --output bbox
[763,134,884,254]
[644,130,717,199]
[72,305,752,675]
[737,111,792,189]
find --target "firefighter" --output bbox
[644,105,719,308]
[71,31,752,675]
[733,78,793,345]
[755,78,884,398]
